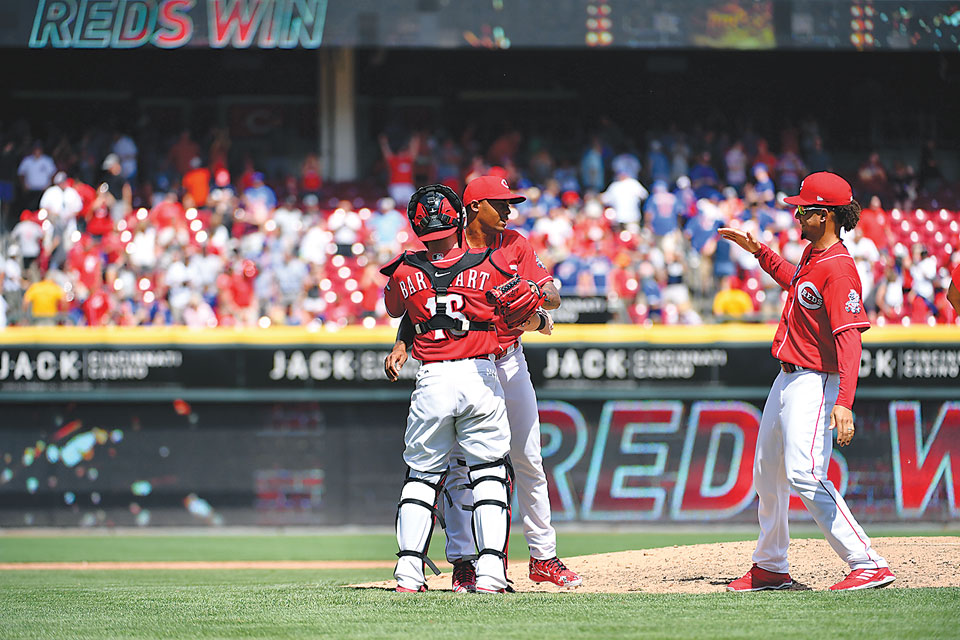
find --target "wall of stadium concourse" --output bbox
[0,48,957,183]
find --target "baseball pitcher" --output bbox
[386,176,582,592]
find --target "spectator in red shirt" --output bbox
[82,286,114,326]
[67,237,104,291]
[301,153,323,195]
[167,130,201,178]
[378,133,418,207]
[182,157,211,208]
[857,151,888,203]
[151,191,185,231]
[858,195,890,249]
[752,138,778,174]
[904,285,934,325]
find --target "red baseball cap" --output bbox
[463,175,525,205]
[783,172,853,207]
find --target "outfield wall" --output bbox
[1,326,958,527]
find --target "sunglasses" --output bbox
[796,205,829,218]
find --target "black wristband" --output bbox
[535,311,547,332]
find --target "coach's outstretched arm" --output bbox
[718,227,795,290]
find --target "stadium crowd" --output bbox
[0,118,957,328]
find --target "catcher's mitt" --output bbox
[486,277,545,328]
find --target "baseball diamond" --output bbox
[2,0,959,638]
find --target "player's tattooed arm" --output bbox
[520,309,553,334]
[540,281,561,310]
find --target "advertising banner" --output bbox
[1,342,958,393]
[1,396,957,526]
[2,328,956,525]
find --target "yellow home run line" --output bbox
[0,561,396,570]
[1,324,959,345]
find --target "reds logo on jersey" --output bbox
[797,281,823,310]
[844,289,862,314]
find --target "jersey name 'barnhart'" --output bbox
[396,268,493,299]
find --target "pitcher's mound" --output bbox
[351,536,959,593]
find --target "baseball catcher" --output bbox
[381,184,548,593]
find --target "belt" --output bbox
[496,341,520,361]
[780,361,815,374]
[422,354,494,365]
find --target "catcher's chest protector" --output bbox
[402,249,509,336]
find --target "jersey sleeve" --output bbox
[834,328,862,409]
[952,263,960,290]
[513,234,552,286]
[383,276,405,318]
[824,272,871,335]
[753,243,796,290]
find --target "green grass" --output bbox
[0,533,957,640]
[1,531,766,563]
[0,570,957,640]
[0,529,949,563]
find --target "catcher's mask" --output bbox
[407,184,465,244]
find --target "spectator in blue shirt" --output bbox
[689,151,720,200]
[644,181,680,238]
[244,172,277,210]
[752,164,776,206]
[645,140,671,184]
[580,137,606,193]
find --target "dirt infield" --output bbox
[4,537,956,593]
[351,537,960,593]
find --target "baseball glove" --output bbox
[486,277,545,328]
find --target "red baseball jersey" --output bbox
[952,262,960,290]
[761,241,870,373]
[491,229,553,349]
[387,153,414,185]
[384,248,511,363]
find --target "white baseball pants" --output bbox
[395,358,511,591]
[445,343,558,562]
[752,369,888,573]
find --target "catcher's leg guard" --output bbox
[443,457,477,564]
[395,468,447,591]
[467,456,514,592]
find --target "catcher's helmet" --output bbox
[407,184,464,243]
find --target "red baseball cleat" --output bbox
[395,584,427,593]
[451,560,477,594]
[529,557,583,587]
[829,567,895,591]
[727,564,793,591]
